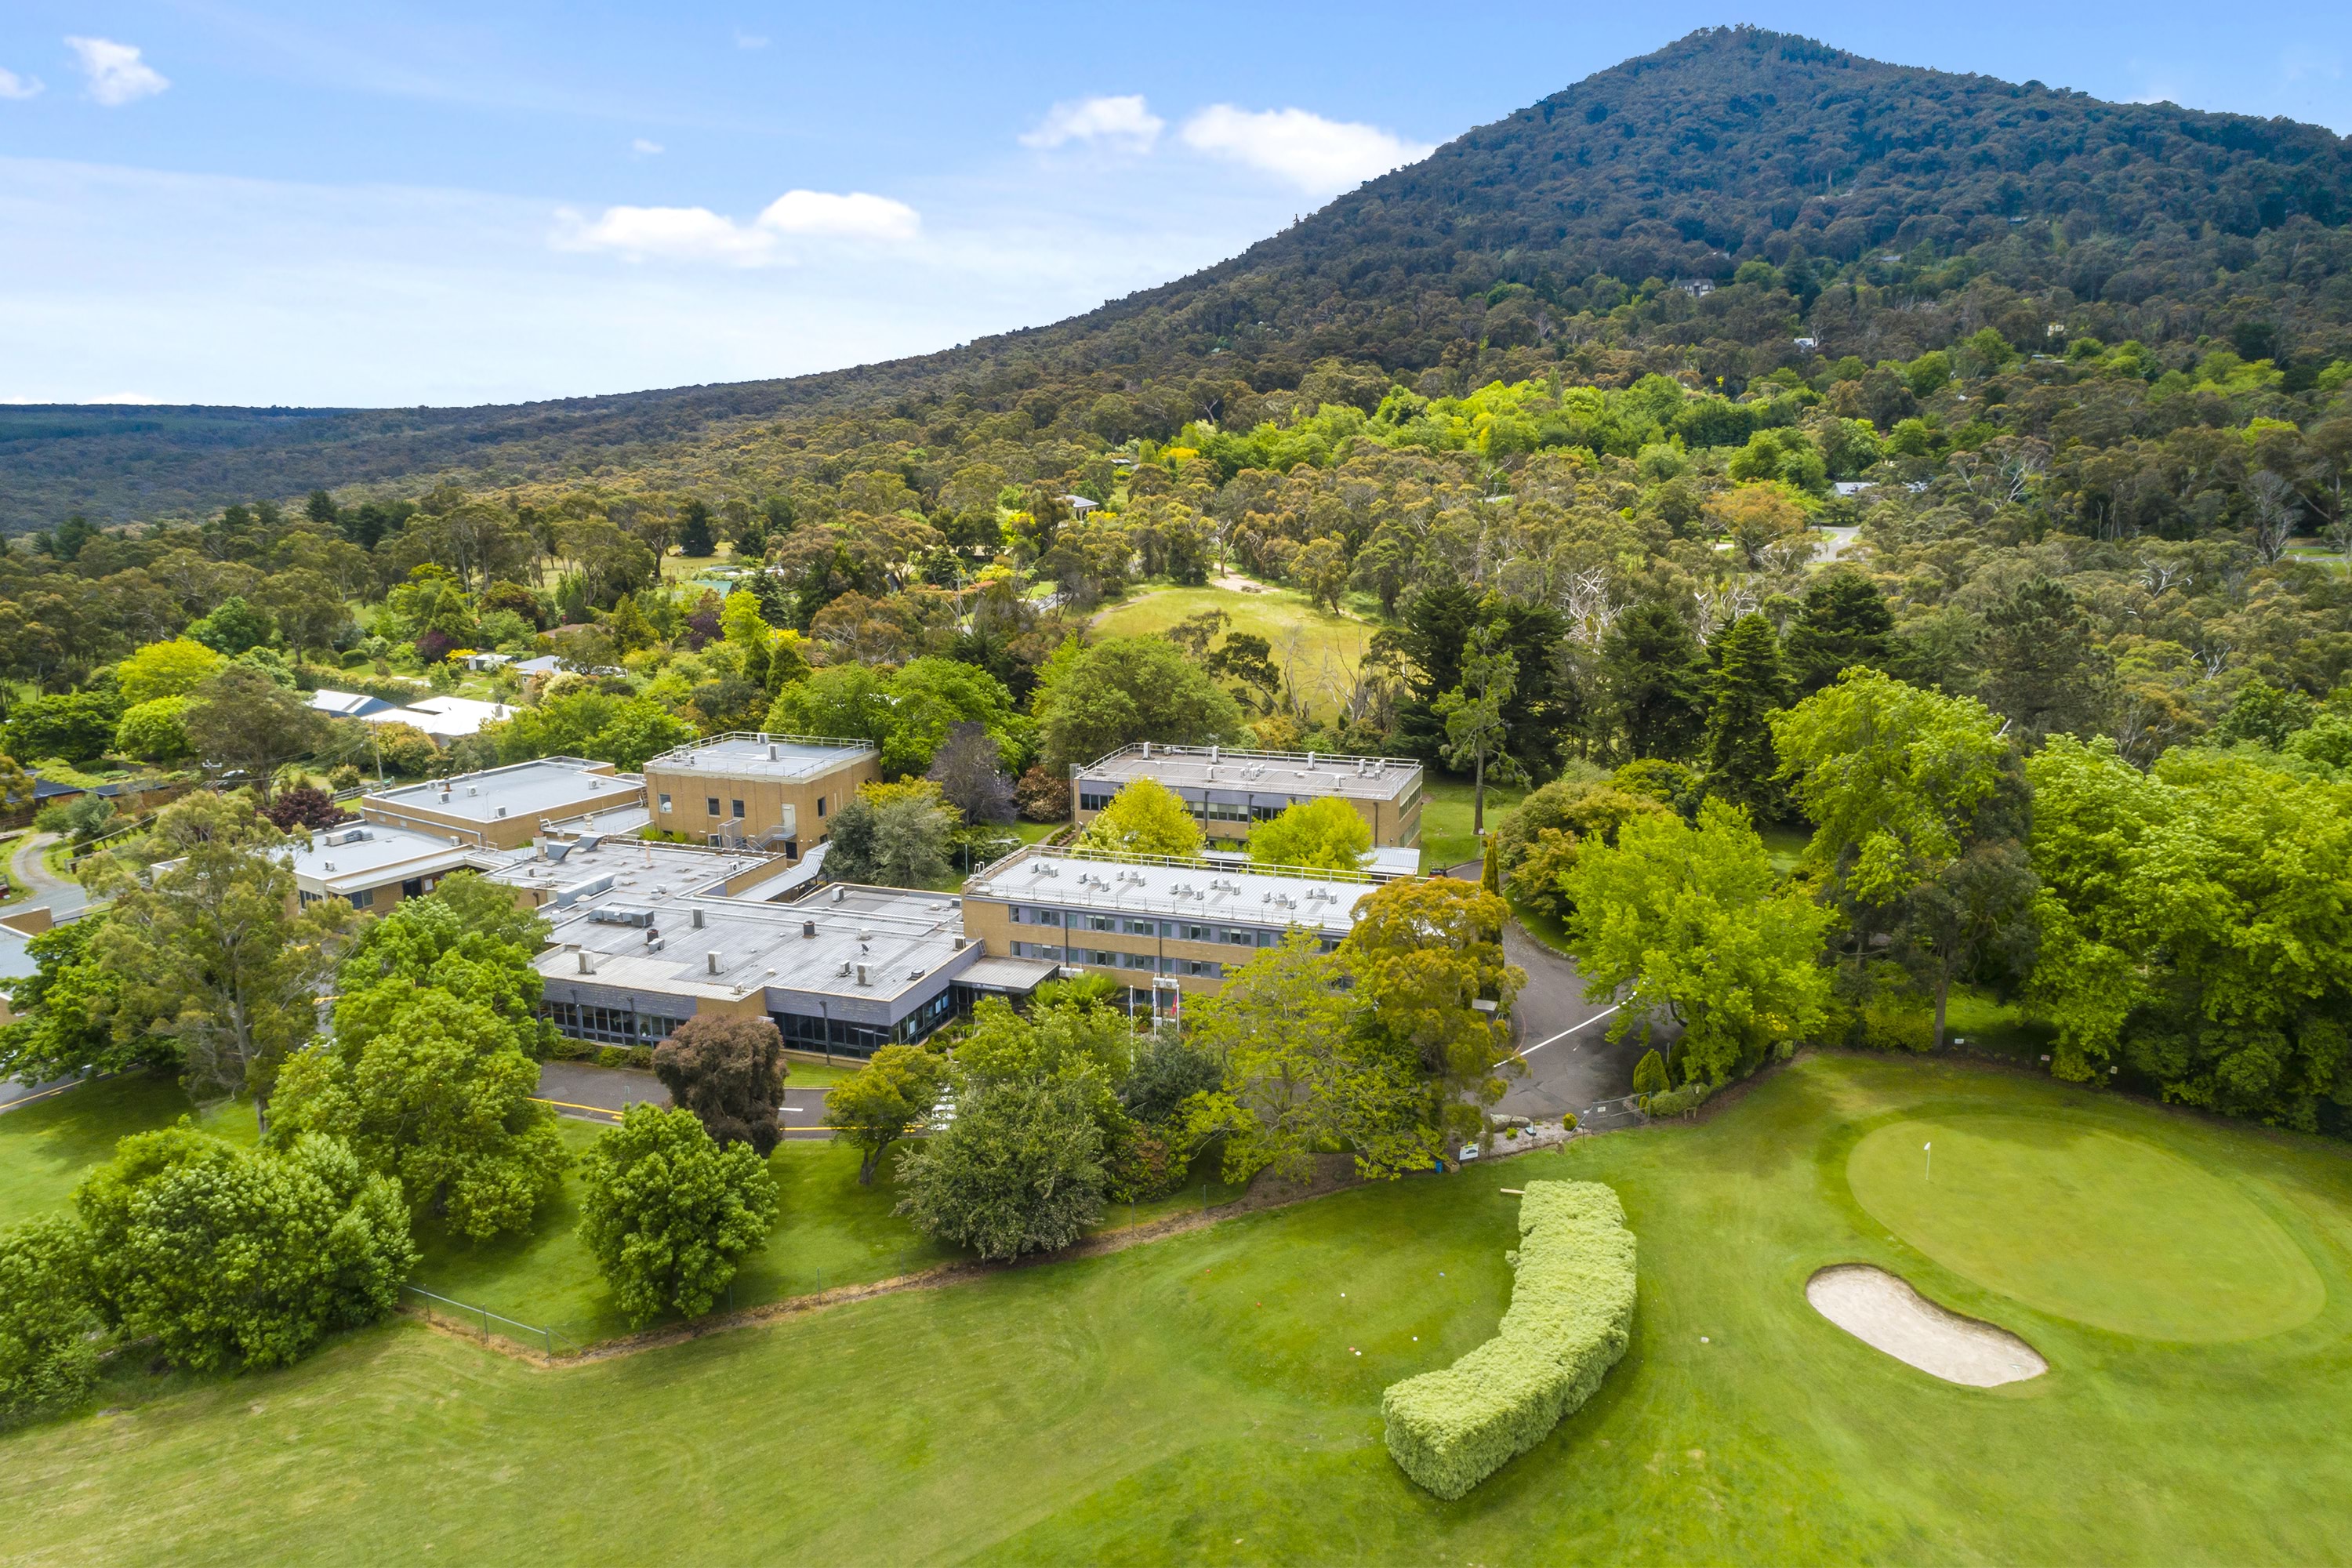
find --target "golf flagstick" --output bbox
[1925,1141,1932,1182]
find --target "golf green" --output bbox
[1847,1114,2326,1342]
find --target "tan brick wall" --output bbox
[644,753,880,851]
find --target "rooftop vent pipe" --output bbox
[706,951,721,975]
[802,920,816,939]
[575,949,593,974]
[768,742,779,760]
[691,908,704,929]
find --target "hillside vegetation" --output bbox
[8,25,2350,531]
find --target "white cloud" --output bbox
[554,189,920,264]
[0,66,43,100]
[64,37,169,107]
[1180,104,1431,195]
[555,204,776,264]
[0,152,1313,405]
[735,31,771,49]
[1020,94,1164,152]
[631,137,664,155]
[755,189,920,241]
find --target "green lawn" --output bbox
[0,1075,251,1225]
[408,1129,965,1344]
[11,1054,2350,1563]
[1417,775,1526,873]
[4,1069,1236,1348]
[1091,583,1378,720]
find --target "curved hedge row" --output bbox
[1381,1179,1637,1499]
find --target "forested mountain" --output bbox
[9,24,2351,532]
[11,27,2352,1138]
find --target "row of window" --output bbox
[298,875,433,913]
[1010,942,1227,978]
[541,1001,684,1045]
[1010,906,1328,949]
[1076,789,1322,825]
[773,988,953,1058]
[655,792,829,818]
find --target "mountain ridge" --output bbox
[8,25,2351,531]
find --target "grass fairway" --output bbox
[8,1054,2351,1564]
[1849,1115,2326,1341]
[1091,583,1376,719]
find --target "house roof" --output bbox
[309,689,395,718]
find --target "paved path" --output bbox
[4,833,89,920]
[1495,922,1653,1121]
[535,1060,836,1139]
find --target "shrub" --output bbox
[895,1071,1107,1260]
[75,1127,414,1373]
[1645,1080,1715,1118]
[1381,1181,1637,1499]
[626,1046,655,1071]
[596,1046,632,1070]
[577,1105,776,1326]
[0,1214,103,1426]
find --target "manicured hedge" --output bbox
[1381,1180,1637,1499]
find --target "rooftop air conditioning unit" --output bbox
[832,885,846,903]
[767,742,779,760]
[706,951,722,974]
[802,920,816,939]
[855,962,869,985]
[466,785,478,797]
[495,807,508,818]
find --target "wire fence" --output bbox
[403,1283,586,1359]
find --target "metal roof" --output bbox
[964,844,1377,936]
[363,757,636,825]
[644,732,877,782]
[1076,742,1421,804]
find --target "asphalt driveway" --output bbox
[535,1060,836,1139]
[1494,922,1657,1121]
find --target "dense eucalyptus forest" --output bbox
[7,27,2352,1140]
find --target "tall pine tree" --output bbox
[676,498,717,557]
[1701,613,1789,819]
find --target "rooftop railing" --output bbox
[643,731,877,768]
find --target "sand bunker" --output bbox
[1806,1265,2047,1387]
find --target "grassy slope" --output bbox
[9,1054,2351,1564]
[1417,775,1526,873]
[1091,583,1378,721]
[3,1073,1242,1344]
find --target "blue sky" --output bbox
[2,3,2347,408]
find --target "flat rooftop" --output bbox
[965,845,1377,936]
[1078,744,1421,804]
[485,835,779,905]
[538,881,969,1008]
[645,732,877,782]
[285,822,477,891]
[364,757,636,826]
